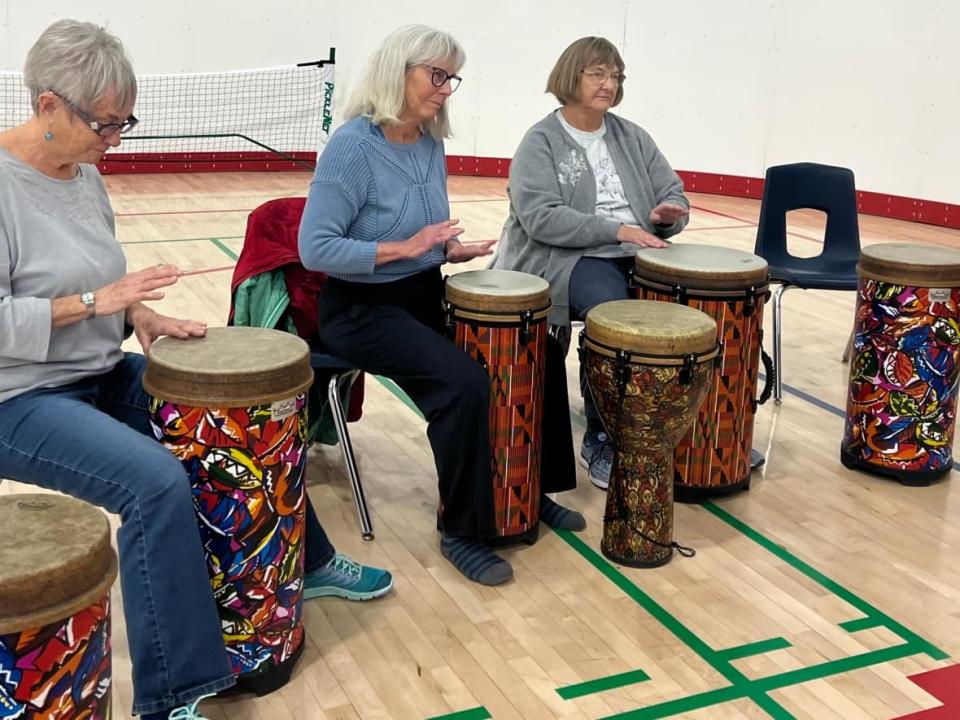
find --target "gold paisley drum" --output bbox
[581,300,718,567]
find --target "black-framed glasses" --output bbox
[50,91,138,137]
[581,67,625,85]
[415,65,462,93]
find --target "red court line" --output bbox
[690,204,826,245]
[893,665,960,719]
[686,223,756,233]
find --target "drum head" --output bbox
[585,299,717,356]
[859,243,960,286]
[634,244,768,290]
[445,269,551,313]
[144,326,314,407]
[0,494,117,633]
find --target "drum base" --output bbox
[840,447,952,487]
[674,475,751,504]
[601,545,672,569]
[220,640,305,698]
[488,521,540,547]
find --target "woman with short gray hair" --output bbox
[0,19,233,720]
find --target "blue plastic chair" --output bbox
[753,162,861,403]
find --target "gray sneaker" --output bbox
[579,431,613,490]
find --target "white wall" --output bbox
[3,0,957,203]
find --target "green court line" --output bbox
[120,234,243,245]
[600,644,917,720]
[426,707,492,720]
[702,501,947,661]
[715,637,792,662]
[840,617,884,633]
[210,237,239,261]
[374,376,424,418]
[556,668,651,700]
[369,374,944,718]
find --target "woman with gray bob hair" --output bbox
[0,19,233,720]
[23,18,137,117]
[344,23,465,139]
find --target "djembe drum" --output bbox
[633,244,770,501]
[0,494,117,719]
[842,243,960,485]
[144,327,313,695]
[444,269,552,543]
[581,300,718,566]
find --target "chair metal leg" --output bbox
[328,371,374,540]
[771,284,793,405]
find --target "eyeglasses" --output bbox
[581,68,625,85]
[50,91,139,137]
[415,65,462,93]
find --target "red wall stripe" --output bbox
[97,151,960,231]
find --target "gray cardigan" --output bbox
[491,111,689,326]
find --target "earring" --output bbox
[43,131,54,141]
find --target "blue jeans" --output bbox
[568,256,634,435]
[0,354,335,715]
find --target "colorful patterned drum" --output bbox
[445,269,552,543]
[633,244,769,501]
[0,494,117,719]
[144,327,313,695]
[581,301,718,567]
[842,243,960,485]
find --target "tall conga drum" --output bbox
[0,494,117,719]
[633,244,770,501]
[444,269,552,543]
[580,300,718,566]
[144,327,313,695]
[842,243,960,485]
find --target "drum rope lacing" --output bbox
[603,348,696,559]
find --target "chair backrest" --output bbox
[754,162,861,268]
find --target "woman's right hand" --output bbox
[96,264,181,316]
[617,224,670,248]
[405,219,464,258]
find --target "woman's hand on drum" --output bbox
[445,238,496,264]
[128,303,207,353]
[96,264,182,317]
[648,203,689,226]
[617,224,670,248]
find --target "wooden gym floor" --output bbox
[4,172,960,720]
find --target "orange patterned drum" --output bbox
[633,244,769,501]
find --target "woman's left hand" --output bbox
[445,239,496,264]
[130,305,207,353]
[649,203,689,226]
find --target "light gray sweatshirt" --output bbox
[491,111,689,326]
[0,147,126,403]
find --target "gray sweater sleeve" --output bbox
[635,126,689,238]
[0,224,52,361]
[508,129,622,249]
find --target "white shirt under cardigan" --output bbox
[0,147,126,403]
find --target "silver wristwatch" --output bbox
[80,291,96,319]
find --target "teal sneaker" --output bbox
[303,553,394,601]
[168,694,215,720]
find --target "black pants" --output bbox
[319,268,575,540]
[568,256,634,435]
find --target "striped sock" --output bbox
[540,495,586,531]
[441,535,513,586]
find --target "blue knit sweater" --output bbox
[298,116,449,283]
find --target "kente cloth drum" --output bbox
[581,300,718,567]
[0,494,117,719]
[444,269,552,544]
[144,327,313,695]
[841,243,960,485]
[633,244,769,501]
